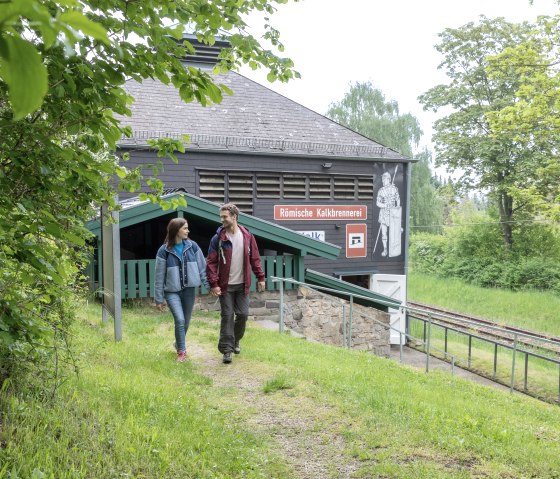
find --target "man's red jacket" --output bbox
[206,225,265,295]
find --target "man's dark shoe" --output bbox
[234,341,241,355]
[222,352,232,364]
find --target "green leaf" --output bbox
[59,11,109,44]
[0,35,48,120]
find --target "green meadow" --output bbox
[1,302,559,479]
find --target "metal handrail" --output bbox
[270,276,560,403]
[405,304,560,349]
[270,276,463,368]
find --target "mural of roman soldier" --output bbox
[376,171,401,257]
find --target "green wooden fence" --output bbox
[118,255,300,300]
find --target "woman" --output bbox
[155,218,208,362]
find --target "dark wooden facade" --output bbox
[117,37,413,288]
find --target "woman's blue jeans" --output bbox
[164,287,195,353]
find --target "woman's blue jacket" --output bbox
[154,239,208,305]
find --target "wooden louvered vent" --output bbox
[309,176,331,199]
[256,174,281,198]
[198,171,225,204]
[227,173,254,214]
[283,174,306,199]
[334,176,356,199]
[357,177,374,199]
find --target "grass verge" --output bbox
[1,301,560,478]
[407,271,560,337]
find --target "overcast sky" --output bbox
[241,0,559,156]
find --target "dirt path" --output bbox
[187,340,363,479]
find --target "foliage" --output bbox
[409,215,560,293]
[419,16,556,249]
[326,81,443,230]
[326,81,421,157]
[0,0,298,389]
[486,15,560,221]
[409,150,444,232]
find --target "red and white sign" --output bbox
[346,224,367,258]
[274,205,367,221]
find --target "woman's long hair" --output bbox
[165,218,187,249]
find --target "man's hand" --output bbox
[257,281,265,293]
[156,303,165,312]
[210,286,222,297]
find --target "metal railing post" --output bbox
[423,320,427,352]
[279,280,284,334]
[399,331,403,362]
[493,343,498,380]
[348,295,354,349]
[468,335,472,368]
[342,304,347,348]
[524,352,529,391]
[510,333,518,393]
[426,313,432,373]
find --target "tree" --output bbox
[0,0,298,389]
[326,81,421,157]
[409,150,444,233]
[419,16,553,249]
[326,82,443,230]
[486,15,560,221]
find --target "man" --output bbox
[206,203,266,364]
[376,171,401,257]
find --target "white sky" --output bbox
[241,0,559,156]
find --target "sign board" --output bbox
[346,224,367,258]
[298,230,325,241]
[274,205,367,221]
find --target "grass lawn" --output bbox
[1,301,560,478]
[407,271,560,337]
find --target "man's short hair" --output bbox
[220,203,239,219]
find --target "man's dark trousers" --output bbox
[218,283,249,354]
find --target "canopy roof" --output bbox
[87,190,341,259]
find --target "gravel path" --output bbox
[187,341,363,479]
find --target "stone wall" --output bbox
[195,285,391,357]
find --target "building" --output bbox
[113,36,414,341]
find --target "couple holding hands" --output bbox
[154,203,265,364]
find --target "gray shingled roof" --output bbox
[118,67,408,161]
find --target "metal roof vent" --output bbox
[180,33,231,65]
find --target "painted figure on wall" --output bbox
[374,168,402,258]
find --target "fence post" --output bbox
[279,280,284,334]
[342,304,347,348]
[524,353,529,391]
[348,295,354,349]
[468,335,472,368]
[510,333,518,393]
[426,313,432,373]
[493,343,498,380]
